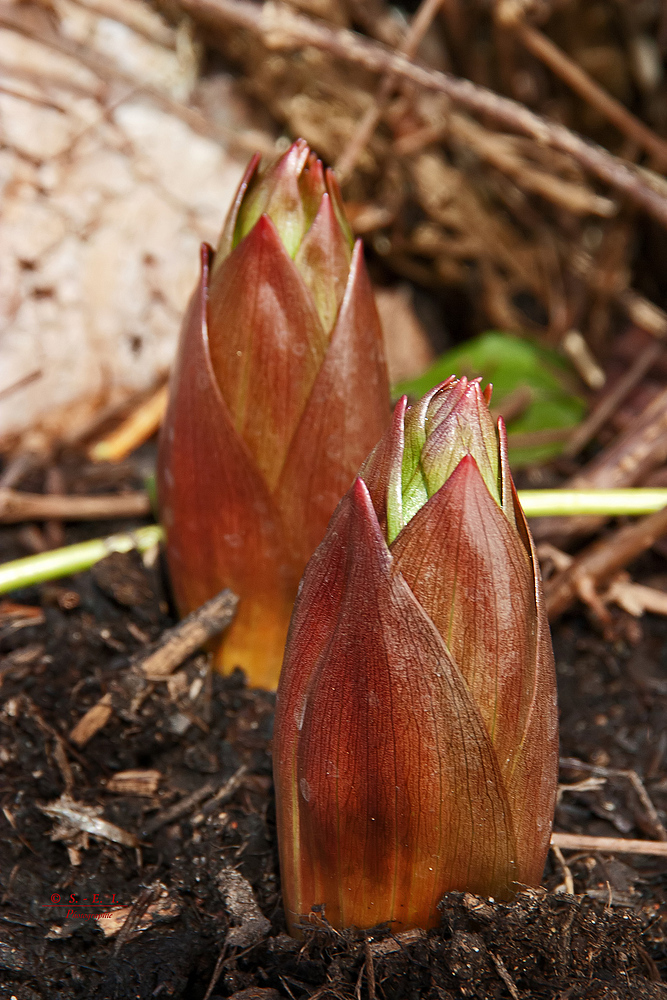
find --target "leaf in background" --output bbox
[394,331,586,466]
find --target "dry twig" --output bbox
[551,832,667,858]
[604,576,667,619]
[498,8,667,170]
[335,0,446,181]
[545,502,667,619]
[364,937,377,1000]
[140,590,237,677]
[564,338,664,459]
[560,757,667,842]
[0,488,151,523]
[534,385,667,543]
[489,951,520,1000]
[619,290,667,340]
[550,845,575,895]
[141,763,248,836]
[177,0,667,227]
[69,588,238,746]
[446,115,616,218]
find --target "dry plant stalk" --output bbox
[497,6,667,170]
[0,489,151,523]
[178,0,667,343]
[334,0,447,182]
[545,503,667,620]
[180,0,667,221]
[534,385,667,544]
[564,339,664,459]
[5,0,667,439]
[551,832,667,858]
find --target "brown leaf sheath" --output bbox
[390,455,534,785]
[506,483,559,886]
[391,454,557,886]
[275,242,391,570]
[357,394,407,539]
[207,215,328,493]
[294,193,353,334]
[157,245,297,689]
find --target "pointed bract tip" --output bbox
[293,191,354,333]
[351,475,374,511]
[302,150,324,189]
[199,241,213,272]
[292,136,311,157]
[213,155,262,267]
[325,167,354,247]
[394,394,409,420]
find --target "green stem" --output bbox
[1,488,666,596]
[517,488,667,517]
[0,524,164,595]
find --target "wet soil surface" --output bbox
[0,468,666,999]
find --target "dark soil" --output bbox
[0,461,666,999]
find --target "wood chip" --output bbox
[0,600,45,625]
[105,769,162,796]
[97,883,180,938]
[70,693,113,747]
[604,576,667,617]
[40,794,139,848]
[0,644,45,684]
[69,588,238,746]
[88,383,169,463]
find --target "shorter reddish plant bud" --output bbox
[274,377,558,932]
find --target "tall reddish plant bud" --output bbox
[158,141,390,689]
[274,377,558,932]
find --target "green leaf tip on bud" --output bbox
[274,377,558,932]
[214,139,354,336]
[383,376,502,544]
[157,142,391,689]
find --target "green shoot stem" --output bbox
[0,488,666,596]
[0,525,163,596]
[517,488,667,517]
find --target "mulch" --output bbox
[0,458,665,998]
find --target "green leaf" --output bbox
[394,331,586,467]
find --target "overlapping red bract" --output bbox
[274,378,558,931]
[157,143,390,688]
